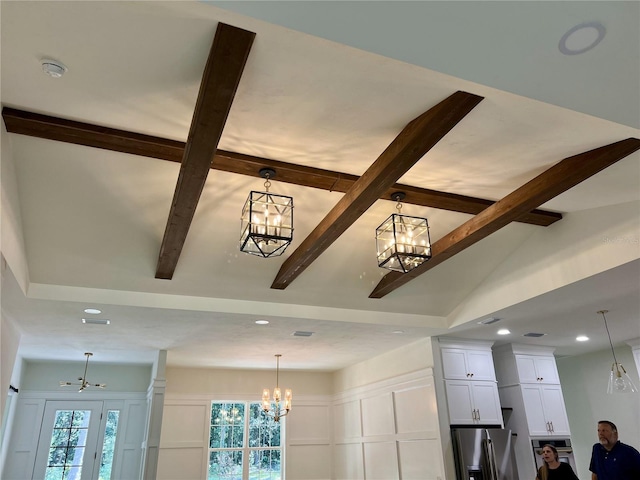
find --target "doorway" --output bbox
[32,401,119,480]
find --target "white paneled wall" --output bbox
[158,394,333,480]
[157,401,210,480]
[333,369,444,480]
[286,402,333,480]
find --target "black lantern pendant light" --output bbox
[240,168,293,258]
[376,192,432,273]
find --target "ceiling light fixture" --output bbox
[84,308,102,314]
[497,328,511,335]
[376,192,431,273]
[576,335,589,342]
[240,168,293,258]
[598,310,637,394]
[559,21,606,55]
[255,320,269,325]
[261,354,292,422]
[60,352,106,393]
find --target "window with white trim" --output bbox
[209,401,283,480]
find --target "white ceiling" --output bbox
[1,1,639,372]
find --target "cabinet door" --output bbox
[441,349,471,380]
[445,381,475,424]
[541,386,571,435]
[467,350,496,381]
[521,385,550,436]
[534,357,560,384]
[515,356,540,383]
[470,382,502,425]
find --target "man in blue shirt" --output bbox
[590,420,640,480]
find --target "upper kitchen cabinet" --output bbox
[493,344,560,386]
[440,339,497,381]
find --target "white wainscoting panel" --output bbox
[394,384,439,436]
[363,441,400,480]
[397,439,443,480]
[361,392,395,437]
[288,404,330,444]
[157,447,205,480]
[333,399,362,440]
[334,442,365,480]
[160,403,209,446]
[286,444,333,480]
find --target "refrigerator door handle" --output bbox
[483,438,500,480]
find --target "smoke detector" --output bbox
[41,59,68,78]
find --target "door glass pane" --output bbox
[45,410,91,480]
[99,410,120,480]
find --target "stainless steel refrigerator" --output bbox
[451,428,519,480]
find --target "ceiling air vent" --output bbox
[478,317,501,325]
[523,332,546,338]
[82,318,110,325]
[292,331,314,337]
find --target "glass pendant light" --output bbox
[598,310,638,394]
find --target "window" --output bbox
[45,409,92,480]
[209,402,282,480]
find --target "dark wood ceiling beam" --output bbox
[271,90,484,290]
[1,107,562,226]
[155,23,255,279]
[369,137,640,298]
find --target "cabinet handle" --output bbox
[470,373,474,378]
[477,409,481,421]
[467,373,471,378]
[472,409,476,420]
[546,422,550,432]
[540,377,543,381]
[550,422,554,432]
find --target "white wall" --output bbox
[333,337,434,392]
[159,367,334,480]
[557,346,640,480]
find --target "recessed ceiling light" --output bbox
[497,329,511,335]
[84,308,102,314]
[559,22,606,55]
[576,335,589,342]
[255,320,269,325]
[82,318,110,325]
[392,330,404,334]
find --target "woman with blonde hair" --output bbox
[535,444,579,480]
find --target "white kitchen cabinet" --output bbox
[520,384,570,436]
[445,380,502,425]
[515,355,560,384]
[441,346,496,381]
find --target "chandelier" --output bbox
[598,310,638,394]
[60,352,106,392]
[240,168,293,258]
[261,354,292,422]
[376,192,431,273]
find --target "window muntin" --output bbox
[209,402,282,480]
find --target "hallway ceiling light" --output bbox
[60,352,106,392]
[261,354,292,422]
[598,310,638,394]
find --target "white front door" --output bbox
[32,401,105,480]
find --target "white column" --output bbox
[140,350,167,480]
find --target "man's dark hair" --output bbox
[598,420,618,432]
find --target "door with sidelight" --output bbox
[32,401,120,480]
